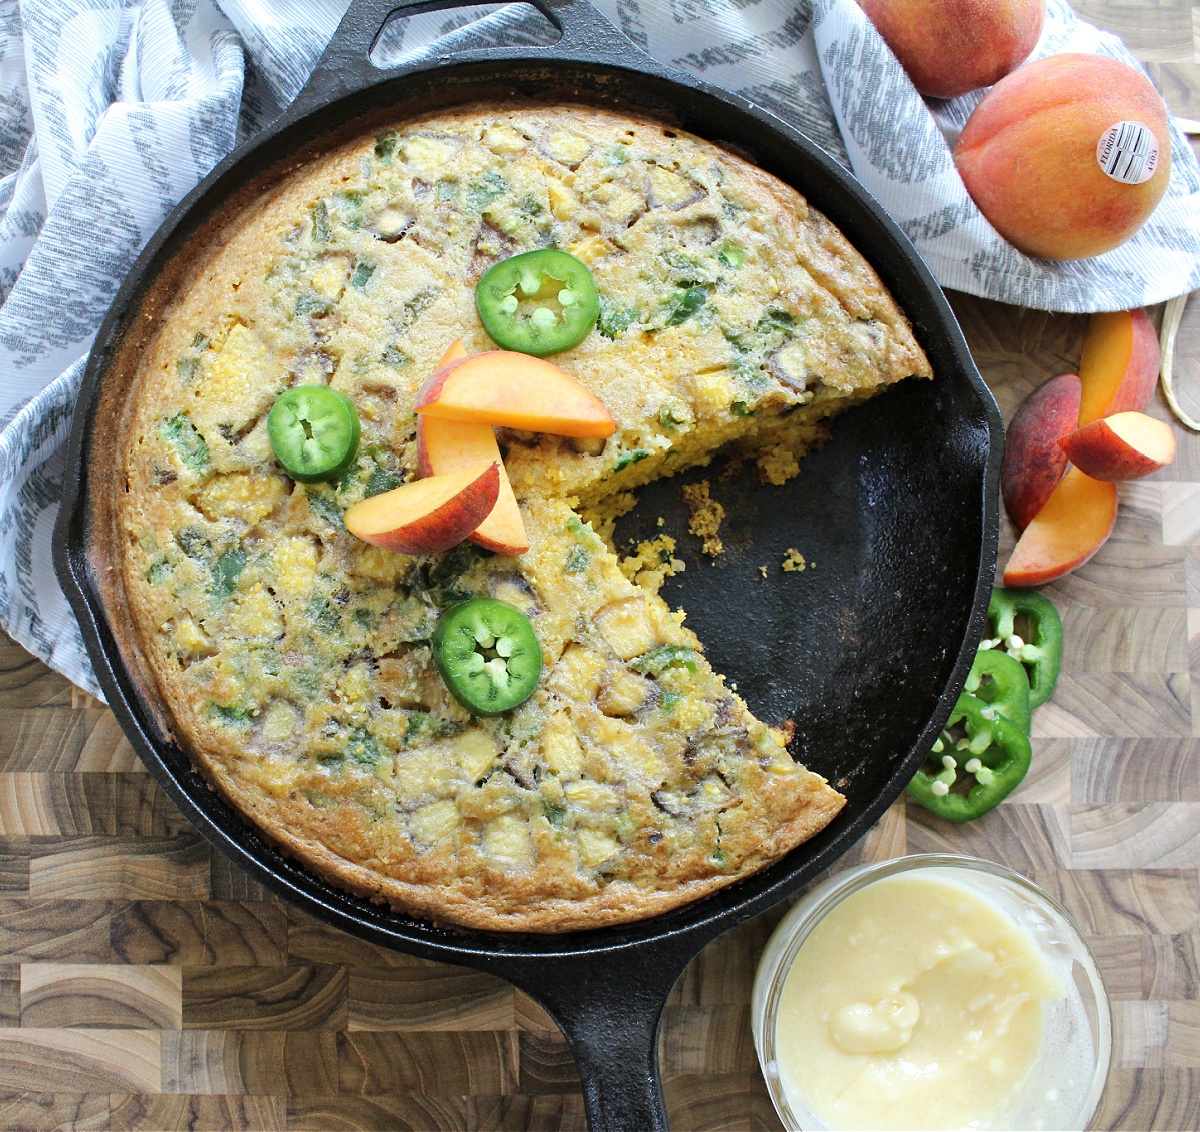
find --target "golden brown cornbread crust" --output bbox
[118,104,928,932]
[184,707,844,933]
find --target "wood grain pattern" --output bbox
[111,901,288,966]
[20,964,182,1029]
[0,6,1196,1127]
[337,1031,520,1096]
[27,835,211,901]
[0,1029,161,1092]
[1072,739,1200,802]
[0,710,141,774]
[347,968,515,1032]
[0,1094,110,1132]
[160,1031,341,1095]
[108,1095,288,1132]
[182,967,349,1032]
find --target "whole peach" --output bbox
[954,54,1171,260]
[858,0,1044,99]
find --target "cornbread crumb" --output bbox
[682,480,725,556]
[758,565,769,579]
[757,443,801,486]
[620,535,685,595]
[782,548,807,572]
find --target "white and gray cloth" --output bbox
[2,0,1197,698]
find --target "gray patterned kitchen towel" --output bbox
[1,0,1197,698]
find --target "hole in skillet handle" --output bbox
[371,1,559,67]
[290,0,658,119]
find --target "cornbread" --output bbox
[118,105,931,932]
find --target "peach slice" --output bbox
[415,350,615,438]
[1059,411,1176,481]
[434,338,470,370]
[1078,308,1161,425]
[1003,466,1118,587]
[344,463,499,556]
[1002,373,1082,530]
[417,341,530,556]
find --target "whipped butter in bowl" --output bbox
[752,855,1110,1131]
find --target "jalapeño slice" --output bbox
[986,588,1063,709]
[432,597,542,716]
[906,692,1032,822]
[963,647,1032,734]
[268,386,360,483]
[476,249,600,357]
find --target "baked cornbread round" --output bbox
[119,105,931,932]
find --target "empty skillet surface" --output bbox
[615,373,989,799]
[52,0,1001,1126]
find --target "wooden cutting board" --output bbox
[0,5,1197,1129]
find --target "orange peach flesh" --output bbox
[1059,411,1176,481]
[344,463,499,556]
[416,340,530,556]
[1077,308,1161,425]
[1003,466,1118,587]
[435,339,469,370]
[415,351,615,438]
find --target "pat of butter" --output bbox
[775,874,1065,1131]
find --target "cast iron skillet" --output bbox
[54,0,1002,1126]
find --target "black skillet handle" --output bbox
[291,0,659,116]
[495,941,701,1132]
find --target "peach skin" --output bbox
[1001,373,1082,530]
[954,54,1171,260]
[344,463,500,556]
[859,0,1043,99]
[1059,411,1175,481]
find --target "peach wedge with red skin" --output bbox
[415,350,615,438]
[1003,466,1118,587]
[1002,373,1082,530]
[1078,308,1161,425]
[344,463,500,556]
[416,340,530,556]
[1058,411,1176,482]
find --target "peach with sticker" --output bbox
[954,54,1171,261]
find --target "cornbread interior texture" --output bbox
[119,105,931,932]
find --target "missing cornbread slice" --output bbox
[118,104,930,931]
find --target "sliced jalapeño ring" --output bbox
[268,385,361,483]
[476,249,600,357]
[432,597,542,716]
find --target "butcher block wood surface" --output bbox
[2,6,1199,1131]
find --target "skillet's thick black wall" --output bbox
[55,0,1001,1127]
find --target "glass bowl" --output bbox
[752,854,1111,1131]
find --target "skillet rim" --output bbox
[52,45,1002,962]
